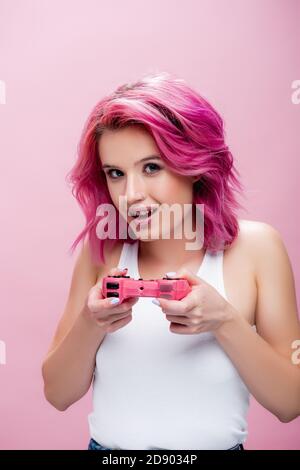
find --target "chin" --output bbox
[128,223,161,241]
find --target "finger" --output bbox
[106,314,133,333]
[91,296,138,317]
[155,291,197,316]
[108,266,128,276]
[88,294,119,313]
[110,309,134,320]
[169,323,193,335]
[106,308,134,323]
[96,309,133,330]
[108,296,139,313]
[165,314,190,326]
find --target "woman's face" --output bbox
[98,125,197,240]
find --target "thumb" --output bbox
[165,268,202,287]
[108,266,128,276]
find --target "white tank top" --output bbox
[88,241,250,450]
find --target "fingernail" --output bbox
[165,272,177,277]
[152,299,160,306]
[110,298,120,304]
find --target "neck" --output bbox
[139,237,204,266]
[138,206,204,267]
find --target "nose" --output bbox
[124,172,145,207]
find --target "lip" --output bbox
[128,205,157,217]
[130,207,158,228]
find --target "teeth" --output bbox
[135,211,150,218]
[130,208,156,218]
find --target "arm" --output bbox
[214,223,300,422]
[42,240,106,411]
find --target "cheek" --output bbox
[158,176,193,205]
[105,185,124,217]
[106,182,121,204]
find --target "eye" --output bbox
[106,169,123,180]
[105,163,161,180]
[144,163,161,174]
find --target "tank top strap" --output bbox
[201,250,228,301]
[117,241,138,278]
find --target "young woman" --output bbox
[42,72,300,450]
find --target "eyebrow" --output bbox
[102,155,162,170]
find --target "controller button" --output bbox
[106,282,119,289]
[159,285,173,292]
[107,292,119,298]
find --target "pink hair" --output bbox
[66,71,245,265]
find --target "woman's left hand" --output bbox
[154,268,237,334]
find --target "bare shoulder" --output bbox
[224,218,278,271]
[236,218,286,276]
[238,218,281,238]
[239,220,300,365]
[238,218,297,296]
[237,218,287,268]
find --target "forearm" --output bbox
[42,308,106,411]
[214,308,300,422]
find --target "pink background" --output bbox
[0,0,299,450]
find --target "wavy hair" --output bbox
[66,71,245,266]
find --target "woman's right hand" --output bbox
[83,267,138,334]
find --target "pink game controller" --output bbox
[102,275,192,303]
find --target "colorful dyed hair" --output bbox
[66,71,245,266]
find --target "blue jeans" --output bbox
[87,438,244,450]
